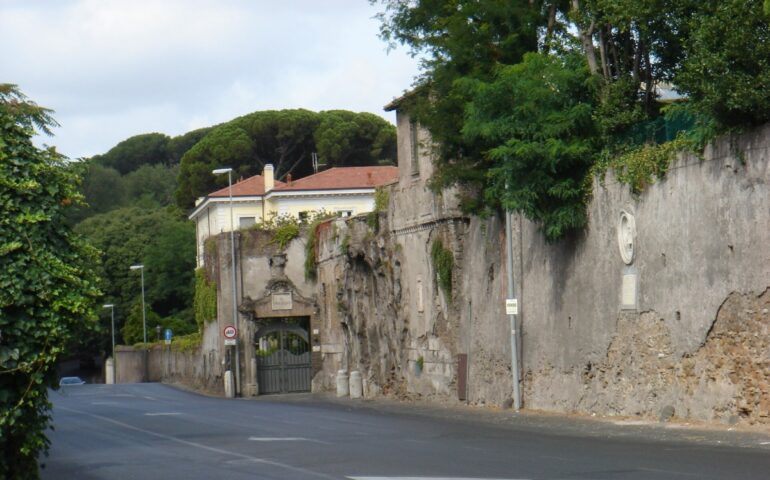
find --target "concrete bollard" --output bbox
[224,370,235,398]
[336,370,349,397]
[349,371,362,399]
[105,357,115,385]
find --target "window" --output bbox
[410,119,420,177]
[239,216,256,229]
[298,211,309,221]
[337,210,353,218]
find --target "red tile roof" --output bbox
[274,166,398,191]
[208,175,285,197]
[207,166,398,197]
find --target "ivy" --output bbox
[430,239,454,300]
[171,332,202,353]
[0,84,100,479]
[303,214,336,282]
[373,187,389,212]
[193,268,217,329]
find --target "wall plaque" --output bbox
[617,210,636,265]
[271,292,292,311]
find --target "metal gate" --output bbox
[255,318,311,394]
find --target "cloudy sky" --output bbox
[1,0,421,159]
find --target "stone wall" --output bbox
[315,125,769,426]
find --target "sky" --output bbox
[0,0,421,159]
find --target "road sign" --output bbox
[505,298,518,315]
[164,328,173,345]
[223,325,237,339]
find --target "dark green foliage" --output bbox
[375,0,770,240]
[122,164,178,208]
[92,132,171,175]
[463,53,598,240]
[75,207,196,347]
[676,0,770,129]
[194,269,217,329]
[175,109,396,209]
[314,110,396,167]
[430,239,453,300]
[166,127,213,164]
[0,84,100,479]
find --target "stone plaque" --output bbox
[271,292,292,311]
[617,210,636,265]
[621,272,637,310]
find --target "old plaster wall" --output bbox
[315,125,769,425]
[514,127,770,423]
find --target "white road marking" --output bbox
[760,441,770,445]
[91,402,119,405]
[249,437,308,441]
[248,436,331,445]
[144,412,182,416]
[347,477,530,480]
[58,406,338,479]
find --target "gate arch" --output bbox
[254,317,311,394]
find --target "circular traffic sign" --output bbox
[223,325,237,339]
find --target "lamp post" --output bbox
[103,304,115,384]
[129,264,146,344]
[212,167,240,396]
[129,264,148,382]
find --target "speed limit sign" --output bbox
[223,325,237,345]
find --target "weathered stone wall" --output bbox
[114,320,224,394]
[315,125,769,426]
[510,127,770,424]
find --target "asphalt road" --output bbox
[43,383,770,480]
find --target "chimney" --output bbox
[287,173,292,185]
[264,164,274,191]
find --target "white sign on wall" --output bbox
[271,292,293,311]
[505,298,518,315]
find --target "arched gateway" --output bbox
[238,255,319,395]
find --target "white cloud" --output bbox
[1,0,420,158]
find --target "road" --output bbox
[43,383,770,480]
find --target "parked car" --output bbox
[59,376,86,386]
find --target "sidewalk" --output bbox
[251,391,770,451]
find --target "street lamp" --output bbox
[129,264,146,345]
[103,304,115,384]
[212,166,240,396]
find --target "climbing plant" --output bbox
[193,268,217,329]
[0,84,100,479]
[430,239,454,300]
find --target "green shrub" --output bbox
[373,187,389,212]
[430,239,453,300]
[171,332,201,353]
[194,268,217,329]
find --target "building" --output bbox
[188,164,398,266]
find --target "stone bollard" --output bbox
[349,371,363,399]
[224,370,235,398]
[105,357,115,385]
[336,370,349,397]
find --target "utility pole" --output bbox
[505,207,522,411]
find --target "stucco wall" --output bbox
[314,124,769,425]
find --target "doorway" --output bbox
[254,317,311,394]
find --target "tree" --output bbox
[0,84,100,479]
[463,52,599,240]
[675,0,770,129]
[75,207,196,347]
[314,111,396,167]
[123,164,178,208]
[175,109,397,209]
[91,132,171,175]
[64,162,126,224]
